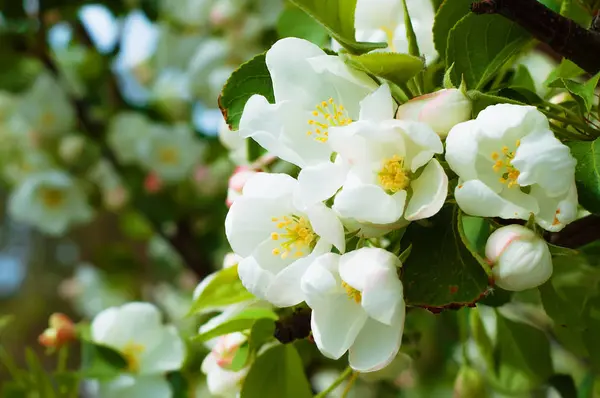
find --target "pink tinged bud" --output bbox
[226,167,257,207]
[395,88,472,138]
[485,225,553,291]
[38,313,76,348]
[213,334,244,369]
[104,186,129,211]
[144,172,163,193]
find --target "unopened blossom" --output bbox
[486,225,552,291]
[107,112,151,164]
[301,248,405,372]
[144,172,163,194]
[225,172,345,307]
[137,123,204,182]
[446,104,578,232]
[239,37,377,169]
[38,313,76,348]
[354,0,437,64]
[201,332,249,397]
[9,170,93,236]
[17,73,75,136]
[314,84,447,226]
[227,166,258,207]
[395,89,472,138]
[91,302,185,377]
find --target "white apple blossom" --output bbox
[227,166,258,207]
[485,225,552,291]
[160,0,213,29]
[150,68,192,120]
[354,0,437,64]
[395,89,472,138]
[239,37,378,169]
[107,112,151,164]
[301,248,405,372]
[137,123,204,182]
[17,73,75,136]
[91,302,185,381]
[225,172,345,307]
[201,332,249,397]
[218,118,248,166]
[445,104,578,232]
[310,84,447,226]
[8,170,93,236]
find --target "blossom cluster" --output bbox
[222,36,578,376]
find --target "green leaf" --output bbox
[277,4,329,46]
[219,53,274,131]
[494,312,554,393]
[402,206,489,308]
[460,214,491,260]
[343,52,425,87]
[189,265,255,315]
[510,64,536,93]
[167,371,190,398]
[469,307,494,370]
[548,374,578,398]
[227,318,277,371]
[288,0,386,54]
[549,72,600,114]
[194,308,278,343]
[544,58,585,87]
[80,341,128,379]
[401,0,420,58]
[447,13,530,89]
[567,137,600,214]
[25,348,56,396]
[432,0,473,60]
[241,344,312,398]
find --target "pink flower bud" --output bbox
[396,89,472,138]
[38,313,76,348]
[144,172,163,194]
[485,225,552,291]
[226,167,257,207]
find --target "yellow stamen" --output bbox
[491,141,521,188]
[122,342,145,373]
[270,215,316,259]
[158,147,179,164]
[342,282,362,304]
[378,155,410,193]
[40,188,64,208]
[306,98,352,143]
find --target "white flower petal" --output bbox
[445,120,481,182]
[267,255,315,307]
[91,307,120,345]
[295,162,347,207]
[301,253,342,308]
[358,84,396,121]
[355,0,402,33]
[98,375,173,398]
[476,104,549,142]
[334,185,406,225]
[139,325,185,374]
[242,172,297,199]
[530,183,578,232]
[455,180,538,220]
[386,120,442,172]
[310,295,368,360]
[404,159,448,221]
[348,315,404,372]
[237,255,275,301]
[306,203,346,253]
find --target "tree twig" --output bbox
[471,0,600,74]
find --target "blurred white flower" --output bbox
[93,375,175,398]
[486,225,552,291]
[325,85,447,226]
[301,248,405,372]
[516,50,557,97]
[107,112,151,164]
[150,68,192,120]
[354,0,437,64]
[17,73,75,136]
[239,37,377,169]
[160,0,214,29]
[446,104,578,232]
[395,89,472,138]
[226,173,345,307]
[137,124,204,182]
[58,134,86,163]
[201,332,249,397]
[91,302,186,377]
[9,170,93,235]
[218,118,248,165]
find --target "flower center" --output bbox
[378,155,410,193]
[491,140,521,188]
[342,282,362,304]
[41,111,55,127]
[40,188,64,208]
[214,337,241,369]
[270,215,316,259]
[158,147,179,164]
[122,341,145,373]
[307,98,352,143]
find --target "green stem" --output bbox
[458,308,471,366]
[341,372,359,398]
[57,345,69,373]
[314,367,352,398]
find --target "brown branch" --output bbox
[471,0,600,75]
[546,214,600,249]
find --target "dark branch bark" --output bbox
[546,214,600,249]
[471,0,600,75]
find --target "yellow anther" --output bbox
[122,342,145,373]
[271,233,279,240]
[271,217,278,222]
[499,177,507,183]
[491,152,499,160]
[270,215,316,259]
[515,139,521,147]
[272,248,281,255]
[342,282,362,304]
[306,98,352,143]
[502,146,509,154]
[492,144,520,188]
[328,98,334,103]
[378,155,410,193]
[308,120,315,125]
[312,111,319,117]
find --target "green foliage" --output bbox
[343,52,425,87]
[402,205,489,308]
[447,14,530,89]
[228,318,276,371]
[241,344,312,398]
[277,4,330,46]
[189,265,255,315]
[80,341,128,379]
[288,0,386,54]
[193,308,277,343]
[548,72,600,114]
[568,137,600,214]
[219,53,275,131]
[433,0,473,60]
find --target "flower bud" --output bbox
[144,172,163,194]
[103,185,129,211]
[38,313,76,348]
[226,166,258,207]
[396,88,472,138]
[453,366,486,398]
[485,225,552,291]
[58,135,85,163]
